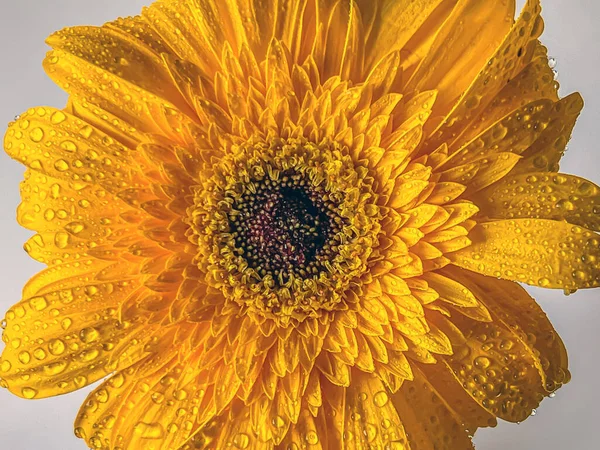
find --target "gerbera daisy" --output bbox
[1,0,598,449]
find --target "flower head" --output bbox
[1,0,597,449]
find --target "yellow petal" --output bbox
[405,0,515,118]
[44,47,192,139]
[344,371,409,448]
[417,362,497,434]
[388,180,430,209]
[443,43,559,152]
[446,266,570,392]
[476,172,600,231]
[407,321,453,355]
[443,297,548,423]
[421,271,479,308]
[426,0,544,149]
[67,99,143,149]
[315,352,350,387]
[5,108,136,193]
[0,280,153,398]
[392,367,477,450]
[450,219,600,289]
[439,94,582,177]
[46,24,191,114]
[193,401,266,450]
[321,0,364,80]
[16,170,133,244]
[440,152,521,193]
[75,353,216,450]
[276,407,325,449]
[516,94,584,173]
[359,0,454,71]
[426,182,466,205]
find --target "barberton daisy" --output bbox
[1,0,597,449]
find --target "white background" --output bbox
[0,1,598,449]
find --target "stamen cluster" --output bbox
[229,172,343,283]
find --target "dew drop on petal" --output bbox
[29,128,44,142]
[51,111,67,124]
[233,433,250,448]
[79,327,100,343]
[22,387,38,399]
[373,390,389,407]
[134,422,165,439]
[305,431,319,445]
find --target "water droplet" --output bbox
[61,140,78,152]
[96,389,109,403]
[80,125,94,139]
[233,432,250,448]
[173,389,188,401]
[151,392,165,404]
[29,128,45,142]
[134,422,165,439]
[538,277,551,287]
[66,222,86,235]
[74,375,88,388]
[51,111,67,124]
[272,415,286,428]
[474,356,491,369]
[364,423,378,443]
[54,160,69,172]
[18,351,31,364]
[305,431,319,445]
[61,318,73,330]
[548,57,557,69]
[80,349,99,361]
[22,387,38,399]
[33,348,47,360]
[108,373,125,389]
[43,361,68,376]
[29,296,48,311]
[373,391,389,407]
[54,232,70,249]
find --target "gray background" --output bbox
[0,0,598,448]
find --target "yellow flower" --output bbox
[0,0,597,448]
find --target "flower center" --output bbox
[230,175,339,282]
[190,138,380,324]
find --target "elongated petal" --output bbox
[476,172,600,231]
[426,0,544,149]
[445,266,570,392]
[416,363,497,433]
[405,0,515,118]
[0,280,153,398]
[392,367,476,450]
[75,346,217,450]
[344,370,409,448]
[5,108,137,193]
[358,0,455,70]
[450,219,600,289]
